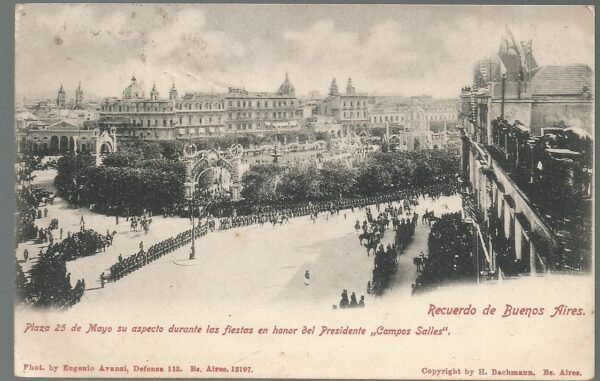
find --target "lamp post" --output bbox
[184,142,198,260]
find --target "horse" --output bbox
[364,236,380,256]
[271,215,289,226]
[359,231,373,245]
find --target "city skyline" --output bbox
[16,4,594,100]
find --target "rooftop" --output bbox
[531,64,593,96]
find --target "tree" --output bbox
[417,213,474,289]
[159,140,185,161]
[319,161,357,200]
[241,164,284,204]
[15,259,28,304]
[54,152,94,203]
[27,250,83,309]
[102,151,142,167]
[277,165,322,202]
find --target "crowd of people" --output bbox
[353,199,419,296]
[204,184,452,233]
[128,211,153,234]
[103,185,448,291]
[338,289,365,309]
[105,223,209,285]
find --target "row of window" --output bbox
[176,102,224,111]
[371,115,406,123]
[125,116,223,127]
[102,104,174,113]
[342,100,367,108]
[228,111,295,120]
[369,113,456,123]
[342,111,367,119]
[227,99,295,108]
[101,99,298,113]
[227,123,297,131]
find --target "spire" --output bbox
[150,82,159,101]
[346,77,355,94]
[131,74,136,82]
[77,81,82,91]
[329,78,339,96]
[57,83,66,107]
[169,82,178,100]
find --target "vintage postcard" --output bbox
[13,3,594,379]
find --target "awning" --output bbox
[197,128,205,134]
[178,128,185,135]
[504,194,516,209]
[515,212,531,234]
[189,128,196,134]
[490,172,505,193]
[513,123,529,134]
[208,127,215,133]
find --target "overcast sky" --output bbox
[15,4,594,100]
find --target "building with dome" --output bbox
[277,72,295,97]
[98,73,301,140]
[122,75,145,100]
[223,73,302,133]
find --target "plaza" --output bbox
[17,168,460,312]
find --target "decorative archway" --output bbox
[184,144,243,201]
[94,127,118,166]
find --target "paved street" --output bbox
[18,169,460,313]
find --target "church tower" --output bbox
[346,77,355,95]
[150,82,159,101]
[57,84,66,108]
[75,82,83,108]
[169,82,178,100]
[329,78,339,96]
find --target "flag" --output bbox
[499,59,507,76]
[506,27,529,78]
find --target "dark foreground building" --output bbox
[459,31,593,279]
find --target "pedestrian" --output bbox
[100,272,105,288]
[23,249,29,262]
[60,228,63,240]
[339,289,349,309]
[304,270,310,286]
[43,207,48,218]
[358,295,365,308]
[349,292,358,308]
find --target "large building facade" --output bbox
[459,31,594,279]
[320,78,369,130]
[224,73,302,133]
[98,74,300,141]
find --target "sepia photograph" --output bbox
[12,3,595,379]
